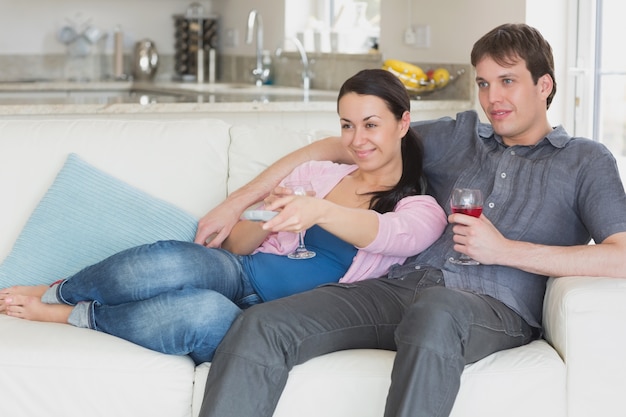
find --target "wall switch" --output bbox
[404,26,416,45]
[414,24,431,48]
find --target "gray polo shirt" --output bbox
[393,110,626,328]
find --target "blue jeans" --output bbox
[53,240,260,364]
[199,268,537,417]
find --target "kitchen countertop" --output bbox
[0,80,473,116]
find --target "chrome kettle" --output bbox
[132,39,159,81]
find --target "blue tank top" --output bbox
[242,225,358,302]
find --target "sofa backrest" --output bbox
[227,125,333,195]
[0,115,231,260]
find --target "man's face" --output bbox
[474,55,553,146]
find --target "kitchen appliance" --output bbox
[132,39,159,81]
[173,3,219,82]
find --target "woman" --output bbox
[0,69,446,364]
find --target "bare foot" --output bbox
[0,285,49,314]
[4,294,72,323]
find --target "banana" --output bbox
[382,59,427,89]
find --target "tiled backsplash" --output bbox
[217,53,471,100]
[0,53,471,101]
[0,55,126,82]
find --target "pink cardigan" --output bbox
[253,160,447,283]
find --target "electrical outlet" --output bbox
[404,27,416,45]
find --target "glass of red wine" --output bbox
[449,188,483,265]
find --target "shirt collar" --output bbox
[478,123,571,149]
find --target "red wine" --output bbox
[451,206,483,217]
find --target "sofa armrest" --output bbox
[543,276,626,417]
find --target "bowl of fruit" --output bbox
[382,59,464,96]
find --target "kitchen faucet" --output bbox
[246,10,269,86]
[276,37,313,93]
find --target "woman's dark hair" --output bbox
[470,23,556,109]
[337,68,426,214]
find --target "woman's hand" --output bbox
[260,185,319,233]
[262,185,295,207]
[194,203,243,247]
[263,192,380,249]
[262,194,321,234]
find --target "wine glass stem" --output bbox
[298,232,306,249]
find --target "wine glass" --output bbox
[284,180,316,260]
[449,188,483,265]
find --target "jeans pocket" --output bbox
[479,294,530,339]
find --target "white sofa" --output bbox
[0,114,624,417]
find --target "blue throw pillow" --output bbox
[0,153,199,288]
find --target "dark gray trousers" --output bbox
[199,269,536,417]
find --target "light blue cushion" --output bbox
[0,153,198,288]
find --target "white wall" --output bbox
[0,0,198,55]
[379,0,526,63]
[210,0,286,56]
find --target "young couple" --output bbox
[4,23,626,417]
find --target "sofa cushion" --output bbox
[0,314,195,417]
[227,125,332,195]
[0,153,198,288]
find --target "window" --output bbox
[570,0,626,176]
[284,0,380,53]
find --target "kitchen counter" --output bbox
[0,80,474,131]
[0,80,333,112]
[0,80,472,113]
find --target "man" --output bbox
[195,24,626,417]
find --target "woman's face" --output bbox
[338,92,409,174]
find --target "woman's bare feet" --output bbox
[0,285,49,314]
[3,294,72,323]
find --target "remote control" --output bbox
[242,210,279,222]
